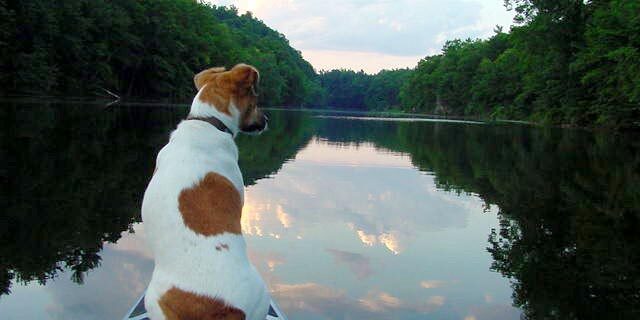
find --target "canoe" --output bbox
[122,292,287,320]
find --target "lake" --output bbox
[1,101,639,320]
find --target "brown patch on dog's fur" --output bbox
[178,172,242,236]
[159,286,246,320]
[194,64,259,117]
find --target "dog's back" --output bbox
[142,115,269,319]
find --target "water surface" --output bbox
[1,101,639,319]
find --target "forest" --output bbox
[1,0,638,128]
[0,0,323,107]
[400,0,639,128]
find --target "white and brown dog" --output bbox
[141,64,269,320]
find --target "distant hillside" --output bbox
[0,0,323,107]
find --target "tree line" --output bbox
[399,0,639,128]
[1,0,638,128]
[316,0,639,128]
[318,69,411,111]
[0,0,323,107]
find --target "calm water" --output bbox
[1,101,639,320]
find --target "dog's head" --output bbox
[194,64,268,134]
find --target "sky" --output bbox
[208,0,515,73]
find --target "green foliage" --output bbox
[572,0,640,127]
[0,0,322,107]
[319,69,410,110]
[319,69,371,110]
[2,0,638,128]
[364,69,412,110]
[400,0,639,129]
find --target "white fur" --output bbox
[141,88,270,320]
[189,84,242,137]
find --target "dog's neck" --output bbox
[185,115,233,136]
[188,87,240,137]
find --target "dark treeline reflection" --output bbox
[1,102,180,295]
[2,107,639,318]
[0,103,312,295]
[314,117,640,319]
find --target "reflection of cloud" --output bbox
[466,303,522,320]
[355,229,376,247]
[236,139,518,318]
[272,282,348,315]
[348,224,405,254]
[428,295,446,306]
[44,246,153,320]
[244,140,474,256]
[247,250,286,275]
[326,249,372,279]
[271,282,446,319]
[420,280,447,289]
[295,140,413,168]
[378,232,402,255]
[0,222,153,320]
[416,296,446,313]
[484,293,494,303]
[276,205,292,228]
[358,291,402,312]
[241,199,264,236]
[267,260,281,272]
[241,196,297,239]
[108,223,152,259]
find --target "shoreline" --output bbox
[1,96,632,132]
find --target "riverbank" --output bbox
[5,96,634,132]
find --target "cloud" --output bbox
[212,0,512,56]
[301,48,426,73]
[326,249,373,279]
[209,1,515,72]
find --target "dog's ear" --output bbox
[230,64,259,96]
[194,67,226,91]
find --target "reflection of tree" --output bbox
[237,110,314,186]
[484,132,640,319]
[317,119,640,318]
[0,102,185,295]
[0,106,313,296]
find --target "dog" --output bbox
[141,64,270,320]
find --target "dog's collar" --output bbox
[186,116,233,136]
